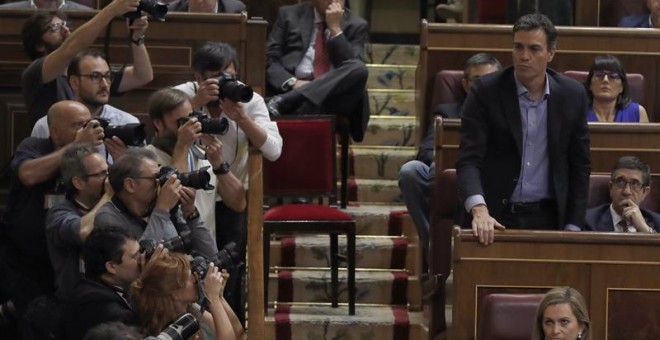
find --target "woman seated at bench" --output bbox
[586,54,649,123]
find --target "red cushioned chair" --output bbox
[430,70,465,111]
[563,70,646,106]
[476,293,544,340]
[262,115,356,315]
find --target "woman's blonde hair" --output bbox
[531,287,591,340]
[130,252,197,337]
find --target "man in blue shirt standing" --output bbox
[457,13,590,246]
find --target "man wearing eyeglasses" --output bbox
[31,49,141,161]
[173,42,282,323]
[21,0,153,124]
[43,143,112,302]
[0,0,93,10]
[94,148,218,259]
[0,100,104,327]
[586,156,660,233]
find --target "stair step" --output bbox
[268,269,419,307]
[361,116,417,147]
[367,64,416,90]
[269,235,418,273]
[355,178,402,204]
[342,204,412,237]
[366,43,420,65]
[352,146,416,180]
[265,305,424,340]
[369,90,415,117]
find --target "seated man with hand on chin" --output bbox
[586,156,660,233]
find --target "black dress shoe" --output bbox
[267,95,284,117]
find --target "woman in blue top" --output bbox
[585,54,649,123]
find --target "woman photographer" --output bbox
[130,247,244,340]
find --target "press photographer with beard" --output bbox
[93,148,218,259]
[46,143,113,301]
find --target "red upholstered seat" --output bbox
[476,294,544,340]
[264,204,353,221]
[263,115,356,315]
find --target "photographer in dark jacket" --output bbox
[64,226,140,340]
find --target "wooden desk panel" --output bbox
[450,228,660,340]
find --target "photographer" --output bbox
[131,248,244,340]
[32,49,143,162]
[46,143,113,301]
[20,0,153,124]
[93,148,218,259]
[145,88,246,232]
[64,226,140,340]
[175,42,282,323]
[0,101,103,326]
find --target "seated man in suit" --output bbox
[167,0,245,13]
[398,53,501,262]
[265,0,369,142]
[586,156,660,233]
[619,0,660,28]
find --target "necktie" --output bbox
[313,23,330,79]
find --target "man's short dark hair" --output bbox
[611,156,651,186]
[192,41,240,75]
[67,49,108,79]
[21,11,66,60]
[83,226,135,279]
[61,143,98,196]
[108,148,158,193]
[147,88,190,125]
[513,13,557,50]
[463,53,502,79]
[82,321,141,340]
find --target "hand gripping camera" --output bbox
[97,118,146,147]
[157,165,214,191]
[208,72,254,107]
[177,111,229,136]
[125,0,168,21]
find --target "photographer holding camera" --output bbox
[145,88,246,232]
[64,225,141,340]
[20,0,153,124]
[174,42,282,323]
[32,49,144,162]
[45,143,113,301]
[93,148,218,259]
[0,101,104,330]
[131,247,244,340]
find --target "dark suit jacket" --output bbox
[266,2,368,89]
[167,0,246,13]
[585,203,660,232]
[618,14,651,28]
[457,66,591,229]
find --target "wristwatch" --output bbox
[213,161,231,175]
[185,208,200,222]
[282,77,297,91]
[131,35,145,46]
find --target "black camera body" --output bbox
[139,231,193,260]
[157,165,214,190]
[191,242,242,280]
[177,111,229,136]
[209,72,254,106]
[142,313,199,340]
[97,118,146,147]
[125,0,168,21]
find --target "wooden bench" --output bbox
[0,10,267,203]
[450,228,660,339]
[416,22,660,146]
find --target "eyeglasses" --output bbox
[46,21,68,33]
[83,170,109,179]
[77,72,113,84]
[593,70,621,80]
[613,177,645,191]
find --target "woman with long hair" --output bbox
[131,248,244,340]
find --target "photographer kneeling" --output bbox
[131,247,244,340]
[94,148,218,259]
